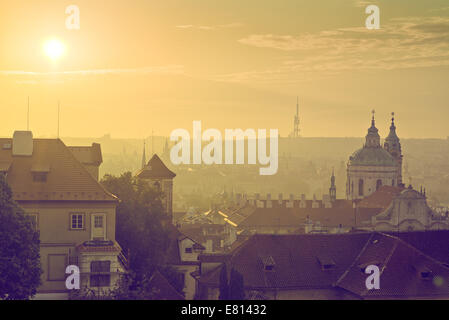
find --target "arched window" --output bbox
[154,181,161,191]
[376,179,382,191]
[358,179,364,196]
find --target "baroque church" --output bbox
[346,111,403,200]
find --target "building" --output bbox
[372,186,449,231]
[164,224,205,299]
[195,231,449,300]
[0,131,127,294]
[346,111,403,200]
[136,153,176,221]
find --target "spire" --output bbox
[365,109,380,148]
[141,140,146,169]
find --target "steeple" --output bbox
[365,109,381,148]
[329,168,336,202]
[384,112,403,185]
[141,140,146,170]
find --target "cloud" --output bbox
[0,65,185,77]
[175,22,243,31]
[219,17,449,84]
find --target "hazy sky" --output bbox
[1,0,449,139]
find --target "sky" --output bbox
[0,0,449,139]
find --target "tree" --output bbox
[229,268,245,300]
[0,174,42,300]
[218,263,229,300]
[101,172,184,296]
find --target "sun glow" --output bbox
[43,39,65,61]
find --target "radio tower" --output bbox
[293,97,300,138]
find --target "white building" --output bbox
[347,112,402,200]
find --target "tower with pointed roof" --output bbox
[383,112,403,186]
[346,110,400,200]
[136,154,176,221]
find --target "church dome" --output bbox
[349,147,397,167]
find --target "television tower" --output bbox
[293,97,300,138]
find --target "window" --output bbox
[70,213,84,230]
[90,260,111,287]
[91,260,110,273]
[48,254,67,281]
[32,172,47,183]
[392,179,395,186]
[376,179,382,191]
[358,179,364,196]
[185,247,193,254]
[94,215,103,228]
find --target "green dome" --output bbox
[349,147,397,167]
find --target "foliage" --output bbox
[0,174,42,300]
[101,172,185,297]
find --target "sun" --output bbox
[43,39,65,61]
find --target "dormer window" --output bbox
[261,256,275,272]
[31,164,50,183]
[33,172,47,182]
[317,255,336,271]
[420,268,433,280]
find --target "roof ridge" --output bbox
[57,139,118,201]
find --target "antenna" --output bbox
[57,101,60,138]
[27,96,30,131]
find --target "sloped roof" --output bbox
[199,231,449,298]
[68,143,103,166]
[199,233,372,289]
[148,270,185,300]
[358,186,404,209]
[136,154,176,179]
[164,224,205,265]
[0,138,117,202]
[336,233,449,298]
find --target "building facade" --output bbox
[0,131,127,294]
[346,112,402,200]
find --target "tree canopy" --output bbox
[0,174,42,300]
[100,172,184,297]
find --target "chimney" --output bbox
[12,131,33,156]
[236,193,242,204]
[266,193,272,208]
[278,193,283,206]
[300,194,306,208]
[312,194,319,208]
[287,194,294,208]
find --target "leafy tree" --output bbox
[218,263,229,300]
[229,268,245,300]
[0,174,41,300]
[101,172,184,296]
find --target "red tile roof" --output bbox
[357,185,404,209]
[198,231,449,298]
[0,138,117,202]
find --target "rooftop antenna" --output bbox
[27,96,30,131]
[152,130,154,155]
[57,101,60,138]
